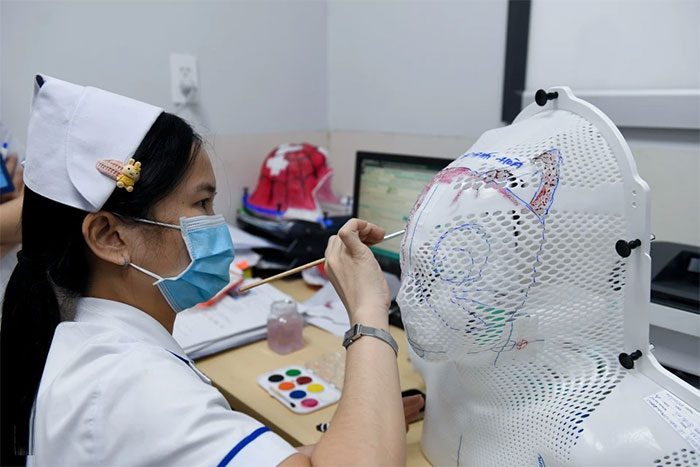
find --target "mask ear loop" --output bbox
[128,262,164,282]
[110,212,181,230]
[112,214,176,282]
[132,217,181,230]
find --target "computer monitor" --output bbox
[352,151,452,277]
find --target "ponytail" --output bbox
[0,188,89,465]
[0,112,200,465]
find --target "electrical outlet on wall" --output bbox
[170,53,198,106]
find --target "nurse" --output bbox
[0,75,414,466]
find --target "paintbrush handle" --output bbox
[237,229,406,294]
[237,258,326,293]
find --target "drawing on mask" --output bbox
[403,149,562,365]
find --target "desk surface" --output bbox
[196,279,430,466]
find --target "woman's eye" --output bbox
[198,199,210,210]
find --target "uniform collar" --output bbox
[74,297,190,362]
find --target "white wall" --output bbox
[526,0,700,91]
[0,0,329,221]
[327,0,508,137]
[631,141,700,246]
[1,0,328,140]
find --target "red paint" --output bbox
[301,398,319,408]
[434,166,474,184]
[529,150,560,216]
[296,376,313,385]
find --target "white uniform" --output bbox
[30,297,297,466]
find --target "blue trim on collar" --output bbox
[217,426,270,467]
[166,350,190,365]
[165,350,212,385]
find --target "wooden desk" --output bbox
[196,279,430,466]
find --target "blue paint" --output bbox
[495,156,524,169]
[460,151,526,169]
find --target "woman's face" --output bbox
[131,148,217,278]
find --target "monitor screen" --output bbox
[352,152,452,275]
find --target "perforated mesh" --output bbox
[398,110,633,464]
[447,116,623,190]
[654,449,700,467]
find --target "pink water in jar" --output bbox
[267,299,305,355]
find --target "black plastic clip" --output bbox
[535,89,559,106]
[618,350,642,369]
[615,239,642,258]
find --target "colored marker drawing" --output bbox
[404,149,562,364]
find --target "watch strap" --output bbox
[342,323,398,356]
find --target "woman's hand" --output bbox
[324,219,390,328]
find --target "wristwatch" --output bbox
[342,323,398,357]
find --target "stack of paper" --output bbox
[173,282,304,359]
[226,225,279,271]
[303,282,350,336]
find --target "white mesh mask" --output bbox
[398,108,626,365]
[396,87,700,466]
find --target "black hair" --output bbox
[0,112,201,465]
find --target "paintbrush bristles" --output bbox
[382,229,406,241]
[235,229,406,294]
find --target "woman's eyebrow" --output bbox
[194,182,216,195]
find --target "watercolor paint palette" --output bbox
[257,365,341,414]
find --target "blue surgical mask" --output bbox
[128,214,235,312]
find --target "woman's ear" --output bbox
[82,212,131,266]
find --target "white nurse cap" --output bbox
[23,74,163,212]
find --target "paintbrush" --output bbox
[234,229,406,294]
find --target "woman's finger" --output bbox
[337,220,368,256]
[338,219,386,254]
[356,220,385,245]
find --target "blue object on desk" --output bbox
[0,155,15,195]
